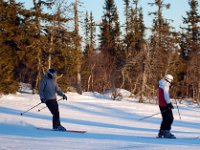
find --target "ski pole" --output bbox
[138,109,170,121]
[20,102,42,116]
[172,87,182,120]
[38,98,63,112]
[138,112,161,121]
[174,98,181,120]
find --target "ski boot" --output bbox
[163,130,176,139]
[54,125,67,131]
[157,130,165,138]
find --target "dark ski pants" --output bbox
[46,99,61,129]
[159,106,174,131]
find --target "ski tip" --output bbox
[37,127,86,133]
[66,130,87,133]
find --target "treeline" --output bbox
[0,0,200,103]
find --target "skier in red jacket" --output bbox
[158,74,176,139]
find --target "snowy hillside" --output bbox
[0,91,200,150]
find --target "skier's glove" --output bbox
[63,95,67,101]
[41,98,46,103]
[167,103,174,109]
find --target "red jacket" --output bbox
[158,79,171,107]
[158,87,167,106]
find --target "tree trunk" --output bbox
[74,0,82,94]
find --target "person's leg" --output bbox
[160,107,168,130]
[164,109,175,138]
[160,108,175,138]
[46,99,61,129]
[158,107,168,137]
[165,109,174,130]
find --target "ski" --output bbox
[156,136,199,140]
[156,136,176,139]
[36,127,86,133]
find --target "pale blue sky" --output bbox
[16,0,196,34]
[80,0,191,31]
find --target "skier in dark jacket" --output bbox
[158,74,176,138]
[39,68,67,131]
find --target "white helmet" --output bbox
[164,74,173,83]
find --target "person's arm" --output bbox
[55,83,67,100]
[163,83,174,109]
[55,83,64,96]
[163,85,171,104]
[39,80,45,99]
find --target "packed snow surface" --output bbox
[0,91,200,150]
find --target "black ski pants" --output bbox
[46,99,61,129]
[159,106,174,131]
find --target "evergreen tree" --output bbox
[13,0,57,93]
[121,0,147,101]
[89,12,96,54]
[83,11,96,57]
[84,11,90,56]
[181,0,200,59]
[99,0,120,57]
[148,0,176,77]
[43,1,76,92]
[180,0,200,101]
[123,0,145,58]
[124,0,130,36]
[0,0,23,94]
[148,0,170,46]
[94,0,121,92]
[131,0,145,53]
[147,0,181,101]
[82,11,97,91]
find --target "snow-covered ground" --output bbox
[0,91,200,150]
